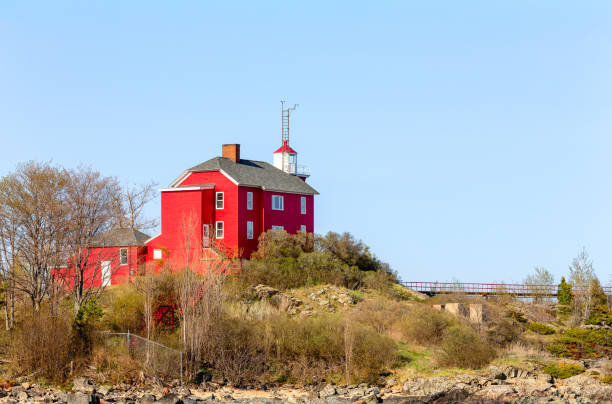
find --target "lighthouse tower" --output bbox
[273,102,309,179]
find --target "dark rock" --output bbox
[155,394,183,404]
[138,393,156,403]
[493,372,507,380]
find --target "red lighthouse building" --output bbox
[145,104,317,268]
[145,141,318,265]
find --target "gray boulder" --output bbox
[66,392,98,404]
[72,378,95,394]
[319,384,337,398]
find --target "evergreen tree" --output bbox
[589,278,608,308]
[558,277,573,306]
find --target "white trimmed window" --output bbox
[300,225,307,233]
[216,192,224,209]
[247,191,253,210]
[247,221,254,239]
[119,248,128,265]
[271,225,284,230]
[216,221,224,239]
[272,195,284,211]
[301,196,307,214]
[153,249,162,260]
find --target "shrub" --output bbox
[362,270,396,292]
[601,375,612,384]
[349,296,407,335]
[240,230,397,292]
[72,299,104,355]
[316,232,381,272]
[11,313,72,382]
[490,320,521,346]
[101,285,144,332]
[585,305,612,327]
[201,313,397,385]
[90,344,145,384]
[542,362,585,379]
[436,325,497,369]
[526,322,556,335]
[269,314,397,384]
[546,328,612,359]
[212,318,266,386]
[398,305,456,346]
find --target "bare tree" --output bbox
[0,162,67,312]
[523,266,555,303]
[60,166,123,313]
[174,211,226,379]
[0,206,18,329]
[115,181,159,231]
[568,248,597,322]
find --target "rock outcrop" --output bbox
[1,367,612,403]
[250,284,309,315]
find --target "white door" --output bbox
[101,261,111,287]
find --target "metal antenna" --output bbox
[281,101,298,144]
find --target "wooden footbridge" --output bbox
[402,281,612,298]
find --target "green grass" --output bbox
[395,344,435,376]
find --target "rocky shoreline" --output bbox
[1,364,612,404]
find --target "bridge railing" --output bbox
[401,281,612,296]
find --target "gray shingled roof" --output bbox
[91,228,151,247]
[186,157,319,195]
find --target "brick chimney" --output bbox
[222,144,240,162]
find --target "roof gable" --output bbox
[91,228,151,247]
[185,157,318,195]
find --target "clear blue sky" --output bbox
[2,1,612,284]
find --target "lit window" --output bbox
[247,221,254,239]
[247,192,253,210]
[301,196,306,214]
[216,221,224,239]
[271,225,284,230]
[153,249,162,260]
[272,195,284,211]
[216,192,224,209]
[119,248,128,265]
[300,225,307,232]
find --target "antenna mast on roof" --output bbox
[281,100,298,145]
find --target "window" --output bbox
[216,221,224,239]
[153,249,162,260]
[271,225,284,230]
[301,196,307,214]
[202,224,210,247]
[247,192,253,210]
[247,221,254,239]
[300,225,307,233]
[119,248,128,265]
[215,192,223,209]
[272,195,284,210]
